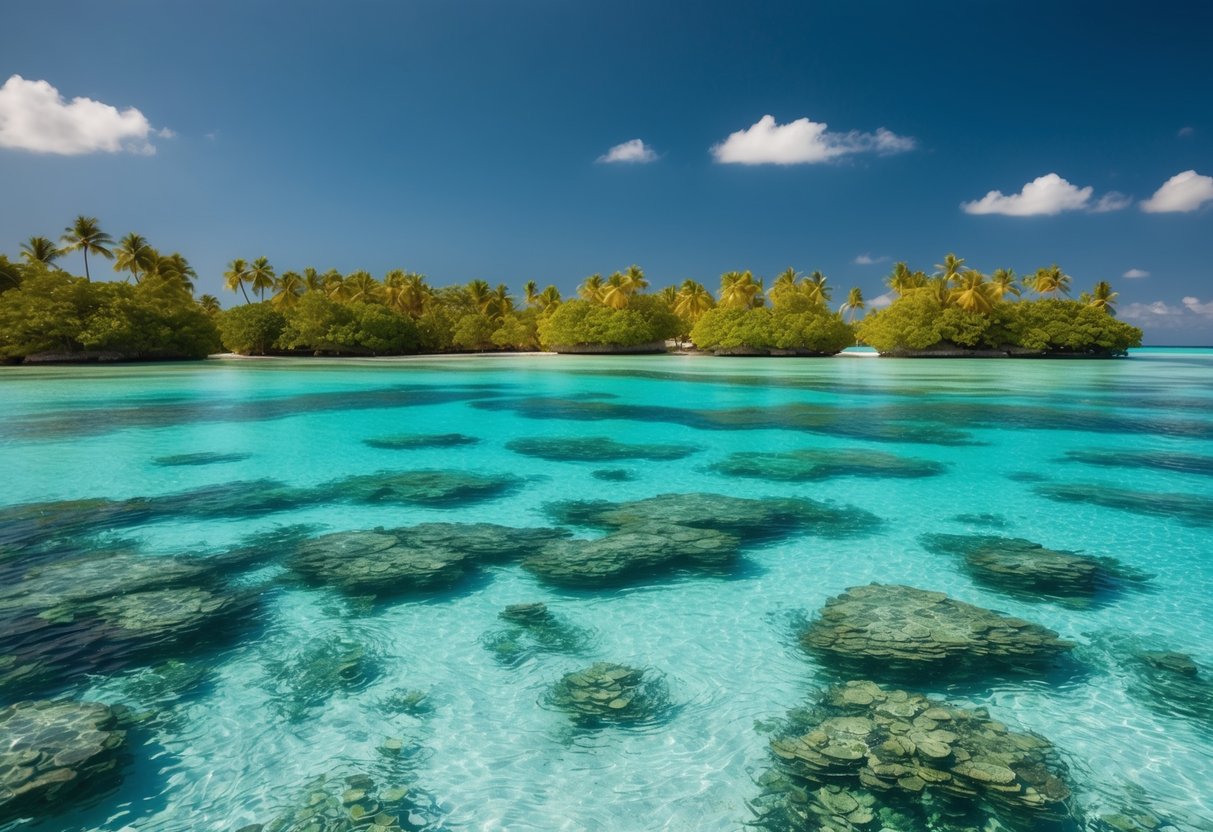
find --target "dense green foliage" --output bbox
[0,266,219,361]
[538,297,680,349]
[2,223,1141,361]
[691,306,854,354]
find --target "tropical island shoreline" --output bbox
[2,217,1143,364]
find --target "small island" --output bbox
[0,219,1141,362]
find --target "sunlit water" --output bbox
[2,350,1212,831]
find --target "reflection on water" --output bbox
[1,353,1212,831]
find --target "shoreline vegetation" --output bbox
[1,217,1141,364]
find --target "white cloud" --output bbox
[854,254,888,265]
[1122,268,1150,279]
[1178,126,1195,138]
[869,291,895,309]
[711,115,915,165]
[960,173,1113,216]
[1091,191,1132,212]
[1120,301,1186,321]
[597,138,658,164]
[1182,296,1213,316]
[0,74,163,155]
[1140,170,1213,213]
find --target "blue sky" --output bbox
[1,0,1210,343]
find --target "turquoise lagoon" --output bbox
[2,350,1212,831]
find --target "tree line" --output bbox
[0,216,1140,361]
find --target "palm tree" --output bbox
[674,279,715,321]
[20,236,61,268]
[224,258,251,304]
[1086,281,1119,314]
[153,252,196,291]
[989,268,1020,301]
[621,264,648,295]
[60,216,114,280]
[578,274,605,303]
[272,271,305,309]
[600,272,632,310]
[198,294,221,315]
[658,285,678,306]
[1027,264,1071,297]
[803,271,831,305]
[720,270,764,309]
[768,268,799,307]
[536,285,562,313]
[935,252,967,284]
[886,261,925,297]
[247,257,276,301]
[488,283,514,320]
[466,279,494,315]
[322,269,346,300]
[523,280,540,308]
[0,256,23,290]
[950,270,995,313]
[923,276,953,306]
[344,270,382,303]
[113,233,154,283]
[839,287,865,322]
[302,267,323,293]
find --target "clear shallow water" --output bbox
[1,351,1212,831]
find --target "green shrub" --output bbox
[218,303,286,355]
[538,297,679,349]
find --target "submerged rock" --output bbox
[330,469,524,508]
[362,433,481,450]
[801,584,1073,679]
[591,468,635,482]
[523,523,741,588]
[506,436,699,462]
[546,662,671,726]
[0,699,128,823]
[261,771,444,832]
[152,451,251,467]
[263,637,381,722]
[920,534,1150,605]
[949,512,1010,529]
[481,602,594,665]
[752,680,1074,831]
[289,523,568,597]
[711,448,946,482]
[1033,483,1213,527]
[547,492,878,542]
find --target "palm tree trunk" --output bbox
[240,282,251,304]
[83,250,90,281]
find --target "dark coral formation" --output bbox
[482,603,594,666]
[801,585,1073,680]
[262,637,381,722]
[256,771,445,832]
[362,433,480,451]
[330,469,523,508]
[505,436,699,462]
[920,534,1150,606]
[547,492,879,542]
[288,523,569,598]
[1033,483,1213,526]
[751,681,1075,831]
[546,662,671,727]
[0,699,129,823]
[1062,449,1213,478]
[152,451,252,467]
[712,449,946,482]
[591,468,635,482]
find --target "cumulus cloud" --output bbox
[1122,268,1150,279]
[597,138,658,164]
[869,292,895,309]
[1120,301,1187,322]
[1140,170,1213,213]
[854,254,888,265]
[1183,296,1213,316]
[0,74,164,155]
[1178,126,1195,138]
[711,115,915,165]
[960,173,1121,216]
